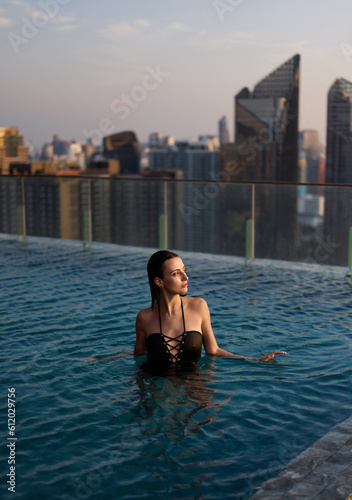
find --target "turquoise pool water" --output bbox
[1,235,352,500]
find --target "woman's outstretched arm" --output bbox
[199,298,286,362]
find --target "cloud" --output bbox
[98,22,138,39]
[8,0,29,6]
[235,32,255,41]
[8,0,36,18]
[191,37,241,50]
[53,16,76,24]
[98,18,204,46]
[168,22,193,33]
[0,16,13,26]
[285,39,326,58]
[54,23,78,32]
[98,19,154,39]
[1,1,77,32]
[97,18,208,50]
[134,19,150,27]
[0,5,14,27]
[52,15,77,32]
[190,33,251,51]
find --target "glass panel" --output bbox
[23,176,61,238]
[0,175,351,268]
[255,183,298,261]
[321,185,351,266]
[0,176,19,235]
[110,178,164,248]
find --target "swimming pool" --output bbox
[1,235,352,499]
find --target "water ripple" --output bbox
[1,236,352,499]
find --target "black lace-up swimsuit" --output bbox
[144,298,203,373]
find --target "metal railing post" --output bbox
[158,180,168,249]
[16,176,26,241]
[246,183,255,262]
[83,179,92,249]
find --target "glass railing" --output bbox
[1,174,351,269]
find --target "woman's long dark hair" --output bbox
[147,250,179,307]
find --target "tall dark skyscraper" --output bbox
[324,78,352,265]
[326,78,352,184]
[219,55,300,261]
[234,54,300,182]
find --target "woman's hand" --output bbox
[254,351,286,362]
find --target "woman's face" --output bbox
[157,257,188,295]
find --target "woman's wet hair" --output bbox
[147,250,179,307]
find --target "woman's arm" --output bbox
[134,310,147,356]
[199,298,286,362]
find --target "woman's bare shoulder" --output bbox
[183,296,209,311]
[136,306,154,321]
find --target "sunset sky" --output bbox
[1,0,352,148]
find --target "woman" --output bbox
[135,250,286,373]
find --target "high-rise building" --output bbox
[148,139,220,180]
[297,132,325,236]
[147,137,221,252]
[0,127,29,175]
[301,129,320,152]
[218,116,230,144]
[52,134,69,157]
[148,132,163,149]
[234,54,300,182]
[219,55,300,260]
[67,141,86,170]
[299,130,321,193]
[103,131,140,174]
[323,78,352,265]
[325,78,352,184]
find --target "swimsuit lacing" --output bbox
[158,297,187,364]
[144,298,203,373]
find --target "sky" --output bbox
[1,0,352,149]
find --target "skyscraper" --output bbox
[326,78,352,184]
[234,54,300,182]
[218,116,230,144]
[299,130,321,187]
[219,55,300,260]
[0,127,29,175]
[103,131,140,174]
[323,78,352,265]
[297,130,324,244]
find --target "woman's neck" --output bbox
[158,293,181,316]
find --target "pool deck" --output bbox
[250,415,352,499]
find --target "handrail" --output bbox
[2,174,352,189]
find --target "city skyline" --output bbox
[1,0,352,148]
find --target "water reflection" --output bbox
[132,358,230,441]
